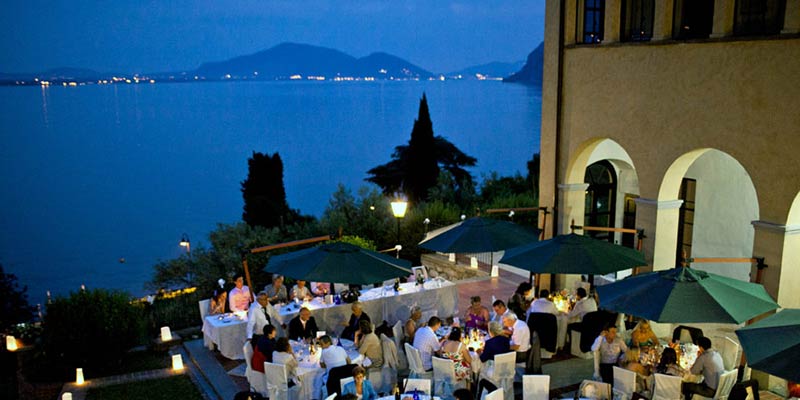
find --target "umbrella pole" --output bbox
[242,255,255,301]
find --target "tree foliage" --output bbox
[0,264,34,332]
[366,93,477,204]
[242,152,310,229]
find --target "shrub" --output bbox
[41,289,146,378]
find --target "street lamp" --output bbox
[179,233,191,285]
[390,199,408,250]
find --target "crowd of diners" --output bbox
[205,274,727,400]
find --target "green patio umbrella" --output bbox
[418,216,539,253]
[736,308,800,382]
[596,266,779,324]
[499,233,645,275]
[264,242,412,285]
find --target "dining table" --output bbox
[292,337,363,400]
[201,312,248,360]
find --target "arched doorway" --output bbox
[584,160,617,243]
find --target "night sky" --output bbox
[0,1,545,74]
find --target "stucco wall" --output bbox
[557,38,800,224]
[685,150,759,281]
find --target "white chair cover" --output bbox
[404,343,432,380]
[579,379,612,400]
[485,388,504,400]
[403,378,432,395]
[480,351,515,400]
[522,374,550,400]
[378,334,399,393]
[392,320,408,371]
[264,361,301,400]
[243,342,267,396]
[324,392,338,400]
[432,356,466,398]
[612,366,637,398]
[339,376,354,392]
[652,373,683,400]
[695,369,738,400]
[198,299,212,348]
[719,337,740,371]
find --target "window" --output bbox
[584,0,606,43]
[673,0,714,39]
[621,0,655,41]
[621,195,638,248]
[735,0,786,35]
[584,161,616,243]
[676,178,696,266]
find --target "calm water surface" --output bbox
[0,80,541,305]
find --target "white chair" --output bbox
[264,361,301,400]
[694,369,738,400]
[480,351,516,400]
[578,379,612,400]
[432,356,466,398]
[403,378,432,395]
[377,333,399,394]
[571,330,594,359]
[198,299,212,348]
[652,373,683,400]
[404,343,432,380]
[242,342,267,396]
[612,366,637,398]
[392,320,408,371]
[485,388,504,400]
[522,374,549,400]
[719,337,740,371]
[339,376,354,393]
[324,393,337,400]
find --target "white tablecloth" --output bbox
[276,280,460,334]
[202,314,247,360]
[293,338,362,399]
[557,314,569,350]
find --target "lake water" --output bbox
[0,80,541,306]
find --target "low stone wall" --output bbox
[421,253,488,282]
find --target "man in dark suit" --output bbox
[288,307,318,340]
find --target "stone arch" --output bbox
[654,149,759,280]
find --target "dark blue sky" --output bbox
[0,1,545,74]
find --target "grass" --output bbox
[85,375,203,400]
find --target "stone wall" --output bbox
[421,253,488,282]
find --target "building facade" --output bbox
[538,0,799,316]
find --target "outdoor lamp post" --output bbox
[390,199,408,248]
[179,233,191,285]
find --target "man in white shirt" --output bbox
[567,288,597,322]
[591,325,628,384]
[229,274,252,313]
[412,316,443,371]
[683,336,725,399]
[503,313,531,363]
[319,335,351,373]
[492,299,512,324]
[528,290,558,317]
[246,291,273,341]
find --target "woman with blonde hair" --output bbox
[630,320,660,349]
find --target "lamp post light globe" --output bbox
[179,233,192,286]
[390,199,408,255]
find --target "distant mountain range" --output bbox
[503,42,544,86]
[0,41,544,85]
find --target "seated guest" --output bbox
[342,365,378,400]
[263,274,288,305]
[252,325,277,373]
[623,348,650,392]
[311,281,330,296]
[591,325,628,384]
[683,337,725,400]
[405,306,423,343]
[568,287,597,322]
[288,307,318,340]
[228,274,252,313]
[209,289,227,315]
[246,291,273,342]
[478,321,511,363]
[655,347,687,378]
[272,337,299,387]
[491,299,512,324]
[355,319,383,372]
[440,327,471,381]
[527,290,558,319]
[464,296,490,331]
[319,335,350,373]
[413,316,443,372]
[508,282,533,320]
[341,301,370,341]
[630,320,660,349]
[290,280,312,301]
[503,313,531,363]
